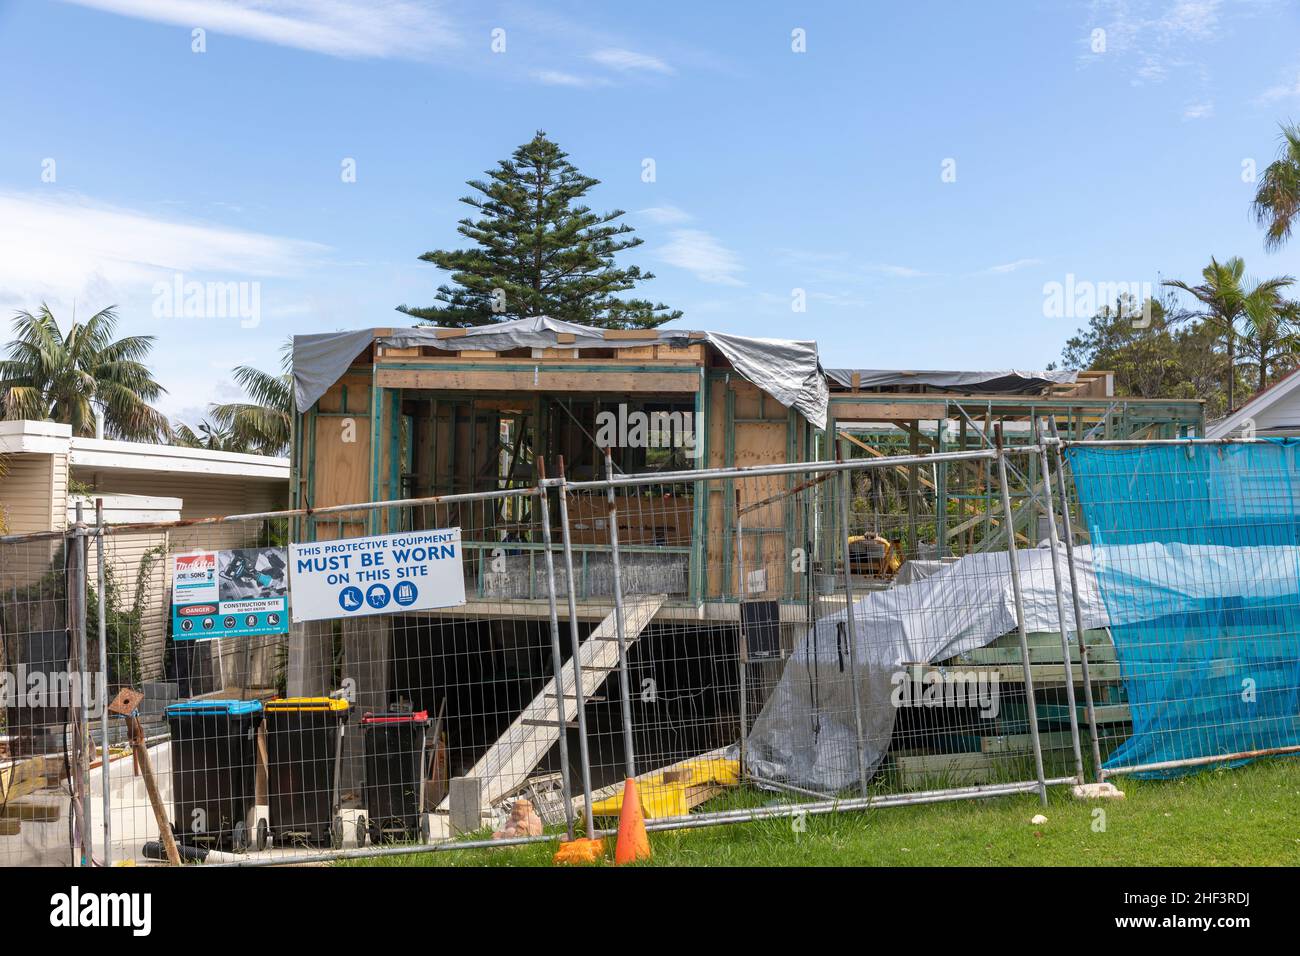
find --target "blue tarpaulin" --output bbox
[1066,439,1300,776]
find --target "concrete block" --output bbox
[449,776,483,836]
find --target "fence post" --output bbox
[95,499,111,866]
[837,463,870,798]
[555,457,596,837]
[535,460,576,840]
[734,490,748,775]
[603,448,637,780]
[1034,421,1086,783]
[69,501,93,864]
[1047,417,1105,780]
[994,431,1049,805]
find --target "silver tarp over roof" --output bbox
[825,368,1078,395]
[292,317,829,428]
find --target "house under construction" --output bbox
[285,319,1204,813]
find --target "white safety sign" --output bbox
[288,528,466,623]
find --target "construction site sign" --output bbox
[172,548,290,639]
[288,528,466,623]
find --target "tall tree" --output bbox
[398,131,681,329]
[1163,257,1293,412]
[1056,293,1242,419]
[1241,298,1300,393]
[1060,294,1183,398]
[208,342,292,457]
[0,304,168,441]
[1252,122,1300,252]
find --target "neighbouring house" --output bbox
[0,420,290,684]
[1206,367,1300,439]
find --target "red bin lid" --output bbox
[361,710,429,725]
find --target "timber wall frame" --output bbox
[824,392,1204,558]
[288,340,817,606]
[289,335,1202,605]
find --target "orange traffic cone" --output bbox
[614,777,651,865]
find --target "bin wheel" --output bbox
[331,816,344,849]
[419,815,430,844]
[255,818,268,852]
[355,816,367,847]
[232,821,249,853]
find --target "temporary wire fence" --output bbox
[1,434,1293,866]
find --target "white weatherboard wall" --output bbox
[78,497,178,683]
[1,421,290,681]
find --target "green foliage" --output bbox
[86,544,165,689]
[1059,270,1298,419]
[204,340,292,457]
[1163,256,1294,410]
[398,131,681,330]
[172,420,244,451]
[0,304,169,441]
[1252,122,1300,252]
[1059,292,1243,419]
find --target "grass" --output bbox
[340,756,1300,867]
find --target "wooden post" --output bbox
[128,714,181,865]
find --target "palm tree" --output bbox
[209,341,291,457]
[1164,257,1294,411]
[173,420,247,452]
[1252,123,1300,252]
[0,304,168,441]
[1241,299,1300,393]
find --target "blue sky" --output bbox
[1,0,1299,426]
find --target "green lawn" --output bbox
[341,757,1300,867]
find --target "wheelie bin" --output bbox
[260,697,349,849]
[357,709,431,846]
[164,699,264,852]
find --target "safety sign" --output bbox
[172,548,290,640]
[288,528,465,623]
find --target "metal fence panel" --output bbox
[10,436,1212,866]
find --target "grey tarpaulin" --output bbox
[292,317,829,428]
[746,538,1300,791]
[744,545,1109,792]
[825,368,1078,395]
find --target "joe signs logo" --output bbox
[288,528,466,622]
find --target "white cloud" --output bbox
[532,69,607,88]
[589,48,674,75]
[657,229,744,286]
[982,258,1043,274]
[1083,0,1233,85]
[1259,69,1300,104]
[637,205,693,225]
[1183,100,1215,119]
[0,191,326,310]
[1158,0,1221,40]
[59,0,460,59]
[869,263,932,278]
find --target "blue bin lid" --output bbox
[165,699,263,717]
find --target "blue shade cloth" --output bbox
[1065,439,1300,776]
